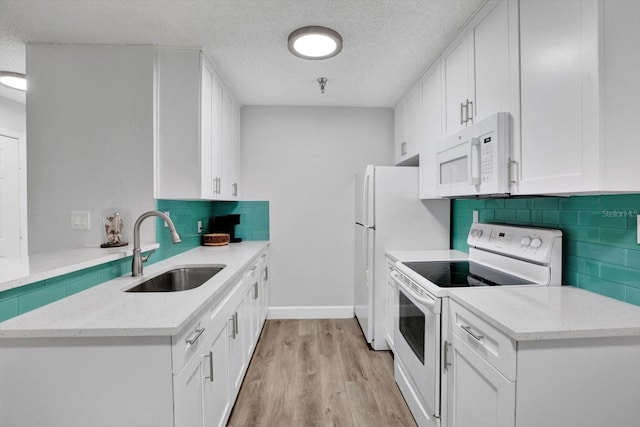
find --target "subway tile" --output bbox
[576,274,627,301]
[468,199,486,209]
[504,198,530,210]
[515,210,530,224]
[0,298,18,322]
[532,198,559,210]
[600,264,640,289]
[542,210,560,225]
[564,256,601,276]
[626,287,640,307]
[494,209,515,222]
[584,244,627,266]
[599,228,639,249]
[479,209,495,222]
[485,199,504,209]
[561,225,599,243]
[578,211,627,229]
[627,250,640,270]
[531,211,544,223]
[18,283,67,314]
[600,194,640,211]
[562,271,578,286]
[558,211,579,226]
[453,200,470,208]
[66,271,102,296]
[558,195,601,210]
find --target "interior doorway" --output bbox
[0,129,27,258]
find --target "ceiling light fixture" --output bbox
[317,77,328,94]
[288,26,343,60]
[0,71,27,91]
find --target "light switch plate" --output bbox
[472,210,479,223]
[71,211,90,230]
[163,211,170,227]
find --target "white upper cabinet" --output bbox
[419,62,443,199]
[394,83,422,165]
[442,0,515,138]
[513,0,640,195]
[155,48,240,200]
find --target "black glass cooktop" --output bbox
[403,261,534,287]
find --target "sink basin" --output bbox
[125,265,225,292]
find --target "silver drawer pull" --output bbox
[185,327,205,345]
[203,351,214,382]
[461,325,483,342]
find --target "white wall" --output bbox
[0,94,26,134]
[26,44,155,254]
[241,106,394,315]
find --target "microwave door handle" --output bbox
[470,137,481,186]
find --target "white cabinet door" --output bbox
[259,255,269,324]
[514,0,598,194]
[227,297,246,399]
[419,62,442,199]
[447,334,515,427]
[219,90,235,199]
[202,322,232,427]
[394,84,422,165]
[244,279,257,359]
[442,31,472,137]
[174,347,206,427]
[471,0,512,123]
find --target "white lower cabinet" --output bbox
[444,299,640,427]
[0,249,269,427]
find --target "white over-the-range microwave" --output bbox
[436,112,511,198]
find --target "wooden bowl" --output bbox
[202,233,230,246]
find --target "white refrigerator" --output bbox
[354,165,450,350]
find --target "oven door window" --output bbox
[399,290,425,364]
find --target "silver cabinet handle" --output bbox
[232,182,238,197]
[228,316,235,338]
[233,312,238,338]
[461,324,483,342]
[460,102,466,125]
[466,99,473,123]
[204,351,213,382]
[263,267,268,281]
[185,327,205,345]
[250,265,258,272]
[253,282,258,300]
[443,340,452,370]
[400,141,407,156]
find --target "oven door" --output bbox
[392,271,441,425]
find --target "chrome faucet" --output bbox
[132,210,181,277]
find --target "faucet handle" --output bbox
[141,249,156,263]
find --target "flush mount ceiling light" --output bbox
[0,71,27,91]
[288,26,343,60]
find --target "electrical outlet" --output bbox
[163,211,170,227]
[472,210,479,223]
[197,220,203,233]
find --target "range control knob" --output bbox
[475,229,483,238]
[521,236,532,246]
[530,238,543,249]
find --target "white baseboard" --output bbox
[267,306,354,319]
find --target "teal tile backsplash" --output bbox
[451,194,640,306]
[0,199,270,323]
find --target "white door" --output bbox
[227,297,246,399]
[202,323,232,427]
[0,131,26,258]
[174,349,206,427]
[447,333,515,427]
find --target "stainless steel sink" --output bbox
[125,265,225,292]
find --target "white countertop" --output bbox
[386,249,468,263]
[0,243,160,292]
[449,286,640,341]
[0,242,269,338]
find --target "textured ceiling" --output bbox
[0,0,483,107]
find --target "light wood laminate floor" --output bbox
[227,318,417,426]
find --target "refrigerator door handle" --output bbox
[363,227,369,286]
[363,173,370,226]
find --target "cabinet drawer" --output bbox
[448,299,516,380]
[172,309,212,374]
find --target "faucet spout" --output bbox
[132,210,181,277]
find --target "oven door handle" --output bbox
[391,271,436,310]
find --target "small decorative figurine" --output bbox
[101,211,128,248]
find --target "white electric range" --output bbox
[390,223,562,427]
